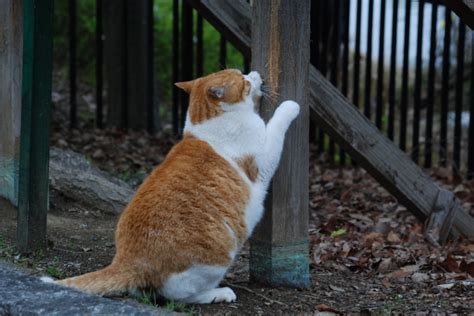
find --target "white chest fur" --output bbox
[184,110,267,237]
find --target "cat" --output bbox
[42,69,300,304]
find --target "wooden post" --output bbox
[186,0,474,244]
[249,0,311,288]
[17,0,53,252]
[0,0,23,206]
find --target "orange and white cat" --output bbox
[43,69,300,304]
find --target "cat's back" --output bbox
[114,134,250,273]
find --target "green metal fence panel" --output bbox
[17,0,53,253]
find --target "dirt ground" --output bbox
[1,100,473,314]
[1,162,473,314]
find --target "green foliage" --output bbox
[0,236,6,250]
[54,0,97,85]
[137,290,157,306]
[330,228,346,238]
[136,291,195,315]
[46,257,64,279]
[163,300,195,315]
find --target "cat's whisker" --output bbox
[259,85,279,103]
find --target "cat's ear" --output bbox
[208,86,225,99]
[175,80,195,94]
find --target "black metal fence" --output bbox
[311,0,473,178]
[62,0,473,178]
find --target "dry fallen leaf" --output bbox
[387,231,401,243]
[411,272,429,283]
[440,255,461,273]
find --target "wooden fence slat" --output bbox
[447,0,474,29]
[18,0,53,252]
[309,69,474,240]
[250,0,310,288]
[388,0,398,141]
[185,0,474,241]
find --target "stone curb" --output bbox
[0,262,177,315]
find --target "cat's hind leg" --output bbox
[160,264,235,304]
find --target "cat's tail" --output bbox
[42,264,139,296]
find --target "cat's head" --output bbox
[175,69,263,124]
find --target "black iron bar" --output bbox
[340,0,350,165]
[220,35,227,69]
[121,0,128,128]
[412,0,424,162]
[388,0,399,141]
[180,0,193,130]
[353,0,362,109]
[147,0,154,133]
[453,21,465,174]
[172,0,180,134]
[69,0,77,129]
[196,14,203,77]
[318,0,330,154]
[468,36,474,179]
[399,0,411,151]
[440,7,451,166]
[375,0,386,130]
[424,2,437,168]
[329,0,341,163]
[310,0,320,145]
[95,0,103,128]
[364,0,374,119]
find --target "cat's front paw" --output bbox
[277,100,300,122]
[212,287,237,303]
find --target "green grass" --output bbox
[137,290,158,307]
[46,256,65,279]
[163,300,195,315]
[0,236,6,250]
[136,290,195,315]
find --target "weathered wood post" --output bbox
[0,0,23,207]
[17,0,54,252]
[250,0,311,287]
